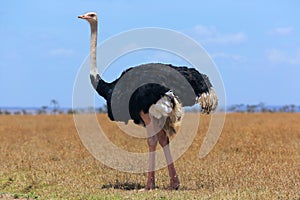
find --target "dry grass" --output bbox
[0,113,299,199]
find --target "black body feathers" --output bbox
[92,63,213,124]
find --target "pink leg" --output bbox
[158,130,180,190]
[140,112,180,190]
[146,134,157,189]
[141,112,158,190]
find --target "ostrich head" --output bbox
[78,12,98,24]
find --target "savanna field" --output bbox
[0,113,299,199]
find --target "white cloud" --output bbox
[194,25,218,36]
[193,25,247,45]
[49,48,75,57]
[214,32,247,45]
[268,27,294,36]
[212,52,247,62]
[266,48,300,65]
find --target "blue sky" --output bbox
[1,0,299,108]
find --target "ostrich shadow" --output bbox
[101,180,144,190]
[101,180,190,190]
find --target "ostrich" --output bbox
[78,12,218,190]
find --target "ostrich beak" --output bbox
[78,15,85,19]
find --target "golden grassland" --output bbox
[0,113,299,199]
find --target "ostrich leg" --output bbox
[146,131,158,189]
[141,112,158,190]
[157,130,180,190]
[141,112,180,190]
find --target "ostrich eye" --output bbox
[89,14,95,17]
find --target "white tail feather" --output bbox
[197,87,218,114]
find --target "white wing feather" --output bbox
[149,90,183,135]
[149,95,173,119]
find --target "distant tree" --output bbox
[4,110,11,115]
[14,111,21,115]
[229,104,245,112]
[229,103,299,113]
[246,104,257,113]
[50,99,59,114]
[67,109,77,114]
[97,107,104,113]
[21,109,31,115]
[37,106,48,114]
[279,105,290,112]
[290,104,295,113]
[257,102,265,112]
[0,109,2,115]
[261,107,273,113]
[97,104,108,113]
[21,109,27,115]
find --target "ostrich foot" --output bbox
[138,175,155,191]
[145,177,156,190]
[168,175,180,190]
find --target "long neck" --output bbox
[89,21,102,90]
[89,21,111,100]
[90,21,99,79]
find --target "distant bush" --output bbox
[4,110,11,115]
[228,103,299,113]
[67,109,77,114]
